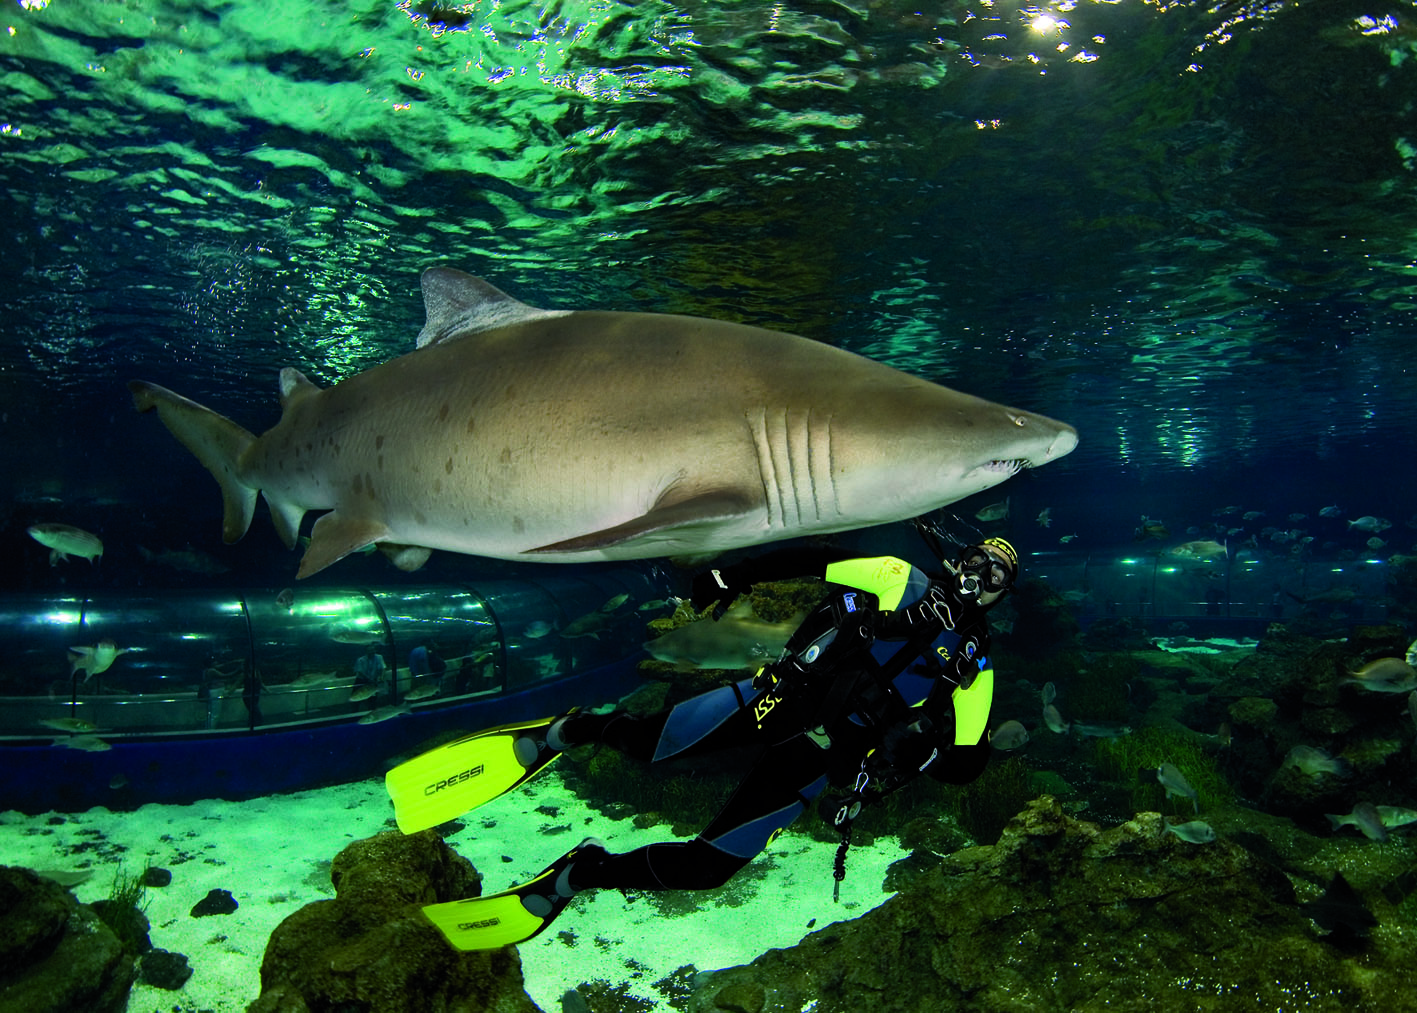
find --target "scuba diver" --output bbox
[384,528,1020,951]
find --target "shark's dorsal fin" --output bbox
[416,267,571,348]
[278,367,321,413]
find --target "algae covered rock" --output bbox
[686,797,1408,1013]
[0,866,136,1013]
[249,829,538,1013]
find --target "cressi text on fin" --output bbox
[422,839,597,950]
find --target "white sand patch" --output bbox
[1,770,900,1012]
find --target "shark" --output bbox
[130,267,1078,579]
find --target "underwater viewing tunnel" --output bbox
[0,569,663,812]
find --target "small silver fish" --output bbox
[349,684,377,703]
[1347,515,1390,533]
[1344,657,1417,693]
[38,717,98,733]
[329,627,384,645]
[1036,507,1052,528]
[974,496,1009,523]
[404,683,440,701]
[1325,802,1387,842]
[358,703,411,725]
[1040,681,1057,706]
[1072,721,1132,739]
[28,523,104,565]
[68,640,128,681]
[1283,745,1349,778]
[55,734,111,752]
[1318,505,1342,518]
[990,720,1030,750]
[1042,704,1069,733]
[1058,533,1077,544]
[523,620,555,639]
[1376,805,1417,830]
[1165,820,1216,844]
[638,597,682,612]
[1155,762,1198,814]
[599,593,630,612]
[275,588,295,611]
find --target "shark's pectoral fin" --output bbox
[298,513,391,579]
[527,488,757,555]
[379,543,433,572]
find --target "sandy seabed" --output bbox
[1,768,900,1011]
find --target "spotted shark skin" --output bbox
[130,268,1078,578]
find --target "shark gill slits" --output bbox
[365,473,376,499]
[445,458,454,474]
[438,404,450,422]
[375,435,385,450]
[466,416,475,434]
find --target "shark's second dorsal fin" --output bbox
[416,267,571,348]
[278,367,322,413]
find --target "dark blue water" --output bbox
[2,0,1414,589]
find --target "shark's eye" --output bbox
[1011,415,1027,427]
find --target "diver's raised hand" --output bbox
[690,565,752,620]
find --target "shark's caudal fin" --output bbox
[128,381,259,545]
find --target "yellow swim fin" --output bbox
[422,838,603,950]
[384,715,563,834]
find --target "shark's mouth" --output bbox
[984,458,1029,474]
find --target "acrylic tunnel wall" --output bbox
[0,567,666,740]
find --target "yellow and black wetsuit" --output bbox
[562,547,999,893]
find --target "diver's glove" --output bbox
[690,564,754,620]
[901,584,960,630]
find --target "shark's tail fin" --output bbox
[129,380,259,544]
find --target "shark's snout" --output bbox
[1047,425,1079,461]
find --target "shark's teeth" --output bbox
[986,458,1028,473]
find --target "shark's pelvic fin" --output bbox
[128,380,258,545]
[527,486,757,555]
[415,267,570,348]
[263,493,306,551]
[298,512,391,579]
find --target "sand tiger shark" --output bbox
[130,267,1077,579]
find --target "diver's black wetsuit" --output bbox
[560,547,1002,892]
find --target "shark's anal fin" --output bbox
[299,513,391,579]
[128,380,258,544]
[527,487,756,555]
